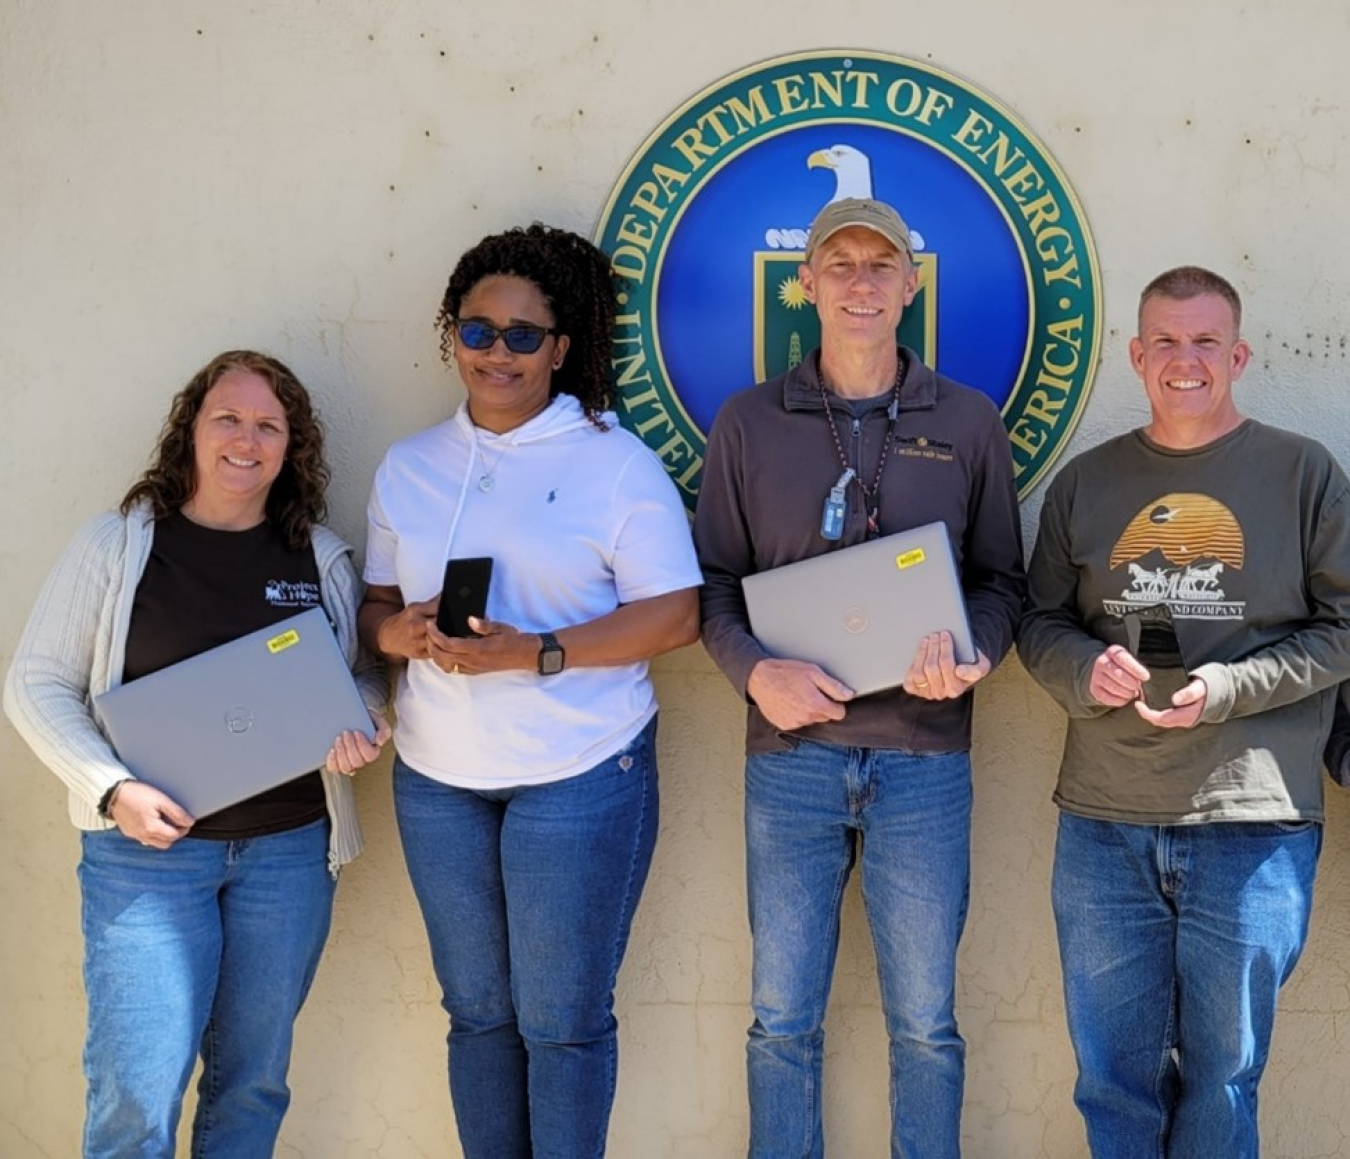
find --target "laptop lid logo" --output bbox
[843,605,870,634]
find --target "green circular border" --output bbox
[596,49,1102,503]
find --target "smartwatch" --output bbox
[537,631,565,676]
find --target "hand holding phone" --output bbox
[1122,603,1189,711]
[436,557,494,637]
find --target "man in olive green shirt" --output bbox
[1019,266,1350,1159]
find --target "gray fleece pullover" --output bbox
[694,346,1025,756]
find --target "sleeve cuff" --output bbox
[1192,662,1234,723]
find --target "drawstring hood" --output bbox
[442,394,612,563]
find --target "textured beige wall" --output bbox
[3,2,1349,1156]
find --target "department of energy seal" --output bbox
[595,50,1102,508]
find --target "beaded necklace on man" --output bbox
[818,355,904,541]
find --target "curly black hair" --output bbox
[120,350,330,549]
[437,223,618,428]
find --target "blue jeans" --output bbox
[78,819,336,1159]
[744,740,971,1159]
[393,716,659,1159]
[1052,812,1321,1159]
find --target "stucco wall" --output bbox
[3,2,1349,1156]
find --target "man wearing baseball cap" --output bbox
[694,197,1024,1156]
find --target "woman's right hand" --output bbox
[107,781,194,849]
[374,597,439,661]
[360,584,438,663]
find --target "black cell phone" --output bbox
[436,557,494,637]
[1122,603,1188,710]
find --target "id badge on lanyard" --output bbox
[820,468,855,541]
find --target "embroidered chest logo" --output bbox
[1100,492,1245,621]
[895,434,956,463]
[264,579,321,608]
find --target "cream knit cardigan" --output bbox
[4,501,388,874]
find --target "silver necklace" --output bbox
[476,439,511,493]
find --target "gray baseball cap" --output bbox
[804,198,914,261]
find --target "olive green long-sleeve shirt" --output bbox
[1020,420,1350,823]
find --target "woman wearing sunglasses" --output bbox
[358,224,701,1157]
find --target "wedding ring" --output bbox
[914,679,929,688]
[452,664,460,674]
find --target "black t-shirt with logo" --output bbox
[122,511,328,839]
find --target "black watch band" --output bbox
[98,779,131,819]
[537,631,565,676]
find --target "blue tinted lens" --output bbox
[456,320,498,349]
[455,320,549,354]
[501,326,548,353]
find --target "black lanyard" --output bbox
[818,360,903,541]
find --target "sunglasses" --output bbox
[454,318,558,355]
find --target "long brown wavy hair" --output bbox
[120,350,330,549]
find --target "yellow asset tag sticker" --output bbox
[895,549,926,570]
[267,629,301,654]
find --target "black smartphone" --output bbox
[436,557,494,637]
[1122,603,1189,711]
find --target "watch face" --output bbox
[538,634,565,675]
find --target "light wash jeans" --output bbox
[744,739,972,1159]
[393,716,659,1159]
[79,818,335,1159]
[1052,812,1321,1159]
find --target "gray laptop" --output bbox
[95,606,372,819]
[742,522,975,696]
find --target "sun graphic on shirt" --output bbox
[777,276,809,310]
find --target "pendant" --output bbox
[477,474,494,493]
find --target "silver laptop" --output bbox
[742,522,975,696]
[95,606,372,819]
